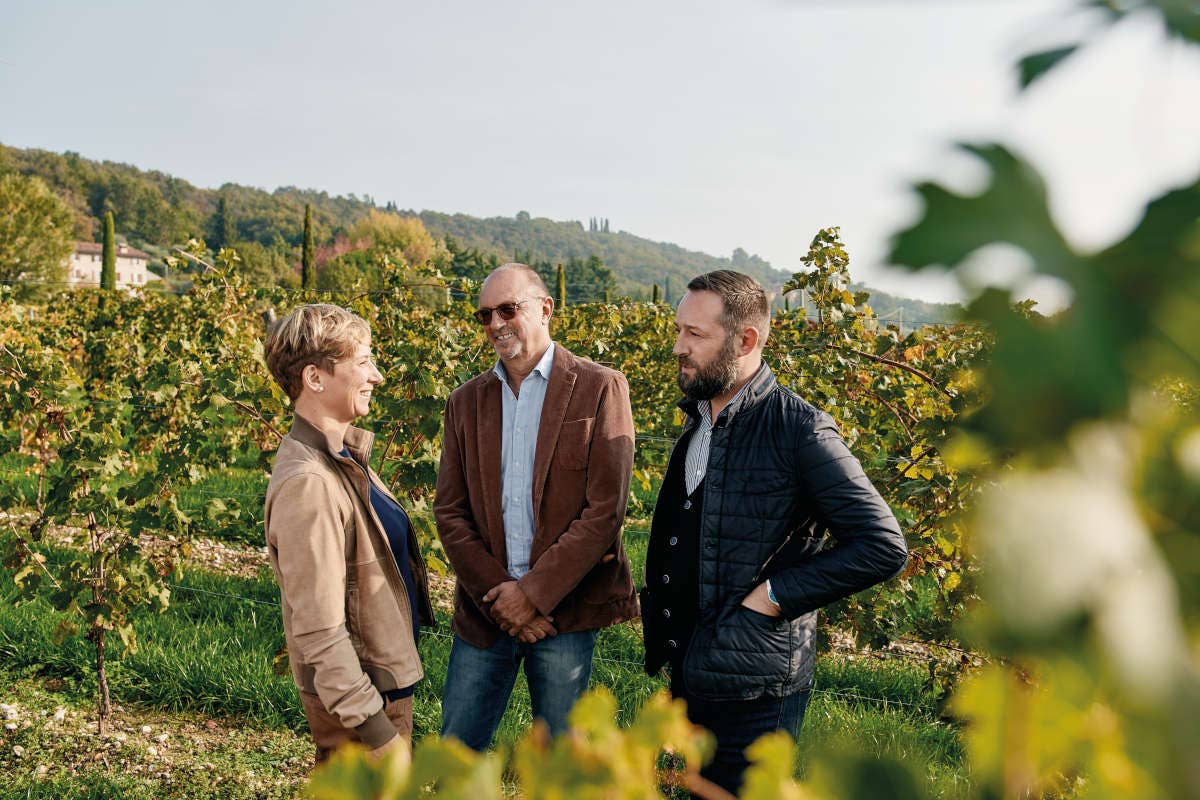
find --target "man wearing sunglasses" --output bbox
[434,262,638,750]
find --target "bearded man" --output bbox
[640,270,908,795]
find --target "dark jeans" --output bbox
[440,629,599,750]
[672,672,811,796]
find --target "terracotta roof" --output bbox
[73,241,153,259]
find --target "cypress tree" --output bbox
[100,212,116,290]
[652,283,660,304]
[210,196,234,252]
[301,204,315,290]
[603,289,611,303]
[556,262,566,308]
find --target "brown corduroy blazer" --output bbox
[434,344,639,648]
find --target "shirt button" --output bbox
[661,574,670,585]
[668,536,678,546]
[662,608,671,619]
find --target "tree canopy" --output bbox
[346,210,448,269]
[0,173,74,296]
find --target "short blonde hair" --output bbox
[264,304,371,401]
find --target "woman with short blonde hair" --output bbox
[263,303,433,762]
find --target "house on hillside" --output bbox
[65,242,160,289]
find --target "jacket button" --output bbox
[662,608,671,619]
[668,639,678,649]
[668,536,678,546]
[682,500,692,510]
[661,574,670,585]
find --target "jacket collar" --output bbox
[288,413,375,466]
[492,342,556,390]
[531,343,577,514]
[678,360,776,427]
[479,340,574,392]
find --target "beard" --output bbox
[677,334,739,401]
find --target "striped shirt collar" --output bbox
[697,360,767,427]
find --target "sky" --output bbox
[3,0,1199,305]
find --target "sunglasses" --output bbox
[472,297,544,325]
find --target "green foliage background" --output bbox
[0,230,985,796]
[0,173,74,297]
[879,2,1200,797]
[2,0,1199,795]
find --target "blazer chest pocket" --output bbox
[554,418,593,470]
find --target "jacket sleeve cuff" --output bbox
[516,573,559,617]
[355,708,397,750]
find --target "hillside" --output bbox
[0,143,956,322]
[0,144,784,293]
[413,209,787,298]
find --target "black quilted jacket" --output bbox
[642,364,908,701]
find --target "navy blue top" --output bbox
[342,449,420,700]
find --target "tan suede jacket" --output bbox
[265,416,434,749]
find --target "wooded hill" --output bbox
[412,209,785,300]
[0,145,780,290]
[0,143,960,321]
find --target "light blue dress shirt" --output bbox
[493,342,555,579]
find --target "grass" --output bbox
[799,703,967,797]
[0,514,969,798]
[0,669,311,799]
[0,452,42,509]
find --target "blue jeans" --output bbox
[673,677,811,797]
[440,629,599,750]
